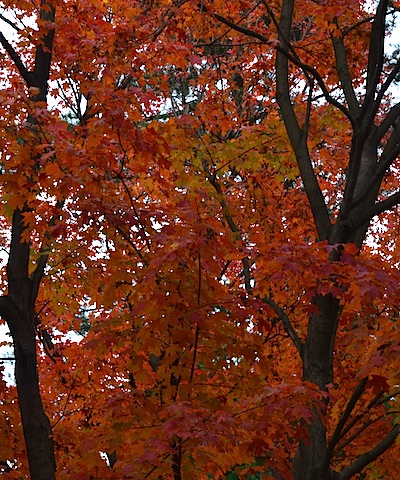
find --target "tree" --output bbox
[0,1,399,479]
[0,2,56,478]
[207,1,400,478]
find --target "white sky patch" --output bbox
[0,323,14,383]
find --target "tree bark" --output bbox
[214,0,400,477]
[0,210,56,478]
[5,300,56,480]
[0,2,57,476]
[293,295,340,480]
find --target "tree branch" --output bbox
[262,296,303,357]
[0,14,21,33]
[0,31,31,84]
[365,0,388,99]
[353,189,400,229]
[327,377,368,458]
[209,3,357,127]
[338,424,400,480]
[375,100,400,140]
[275,0,331,241]
[337,413,399,451]
[330,25,360,115]
[350,130,400,211]
[367,59,400,129]
[359,0,389,127]
[30,199,65,302]
[198,143,304,357]
[32,1,55,100]
[0,296,20,326]
[6,208,31,301]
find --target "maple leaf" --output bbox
[0,1,399,480]
[369,375,390,396]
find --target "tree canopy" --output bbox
[0,1,399,479]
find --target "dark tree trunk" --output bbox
[0,209,57,478]
[0,2,57,477]
[213,0,400,477]
[294,295,340,480]
[8,306,56,480]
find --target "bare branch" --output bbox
[0,31,31,84]
[0,14,21,32]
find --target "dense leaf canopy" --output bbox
[0,1,399,479]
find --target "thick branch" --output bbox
[275,0,331,240]
[368,59,400,129]
[32,1,55,100]
[6,209,31,300]
[338,424,400,480]
[365,0,388,100]
[0,296,20,325]
[331,28,360,115]
[375,101,400,140]
[374,116,400,166]
[30,251,50,303]
[353,190,400,229]
[358,0,389,130]
[351,123,400,210]
[0,31,31,84]
[210,4,357,127]
[0,14,21,33]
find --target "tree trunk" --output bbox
[0,208,56,478]
[294,295,340,480]
[10,310,56,480]
[0,1,57,471]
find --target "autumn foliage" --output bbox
[0,1,399,479]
